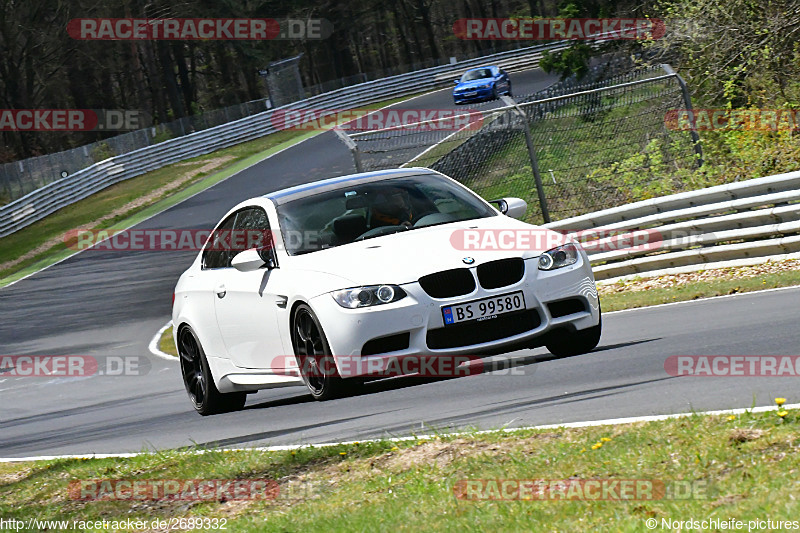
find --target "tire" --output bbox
[292,304,352,401]
[179,326,246,415]
[545,314,602,358]
[492,84,499,100]
[507,83,513,97]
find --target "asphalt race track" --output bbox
[2,68,798,458]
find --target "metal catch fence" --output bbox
[347,63,701,224]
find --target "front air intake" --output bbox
[476,257,525,289]
[426,309,541,349]
[418,268,476,298]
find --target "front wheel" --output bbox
[179,327,246,415]
[545,314,602,358]
[292,304,353,401]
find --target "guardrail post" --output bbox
[500,96,550,223]
[662,64,703,168]
[333,128,364,173]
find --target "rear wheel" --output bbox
[492,84,499,100]
[292,304,352,400]
[179,327,246,415]
[546,314,602,358]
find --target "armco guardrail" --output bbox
[0,41,570,238]
[545,170,800,280]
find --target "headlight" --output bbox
[538,243,579,271]
[332,285,407,308]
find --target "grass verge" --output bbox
[159,326,177,357]
[1,407,798,531]
[598,260,800,312]
[0,93,428,288]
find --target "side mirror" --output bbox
[454,79,460,84]
[231,248,266,272]
[489,197,527,219]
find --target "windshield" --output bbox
[460,68,493,82]
[275,174,497,255]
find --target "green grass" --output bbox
[599,268,800,312]
[2,408,798,531]
[0,93,429,288]
[159,325,177,357]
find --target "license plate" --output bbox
[442,291,526,325]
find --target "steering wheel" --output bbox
[354,225,410,241]
[412,212,458,228]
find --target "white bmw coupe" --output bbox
[173,168,601,414]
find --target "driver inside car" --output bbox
[370,187,415,228]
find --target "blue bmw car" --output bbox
[453,66,512,104]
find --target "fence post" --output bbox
[0,164,11,200]
[662,64,703,168]
[500,96,550,223]
[333,128,364,172]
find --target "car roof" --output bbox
[465,65,498,72]
[263,167,437,205]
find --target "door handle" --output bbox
[215,284,227,298]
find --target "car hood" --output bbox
[286,216,565,286]
[455,79,494,90]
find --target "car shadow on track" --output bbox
[531,338,662,364]
[193,411,384,448]
[346,337,663,398]
[234,338,662,412]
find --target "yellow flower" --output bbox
[727,415,736,421]
[291,451,296,455]
[580,448,586,453]
[339,452,347,456]
[775,397,787,406]
[591,442,603,450]
[600,437,611,442]
[391,447,399,452]
[778,410,788,418]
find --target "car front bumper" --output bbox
[453,86,494,103]
[309,254,600,378]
